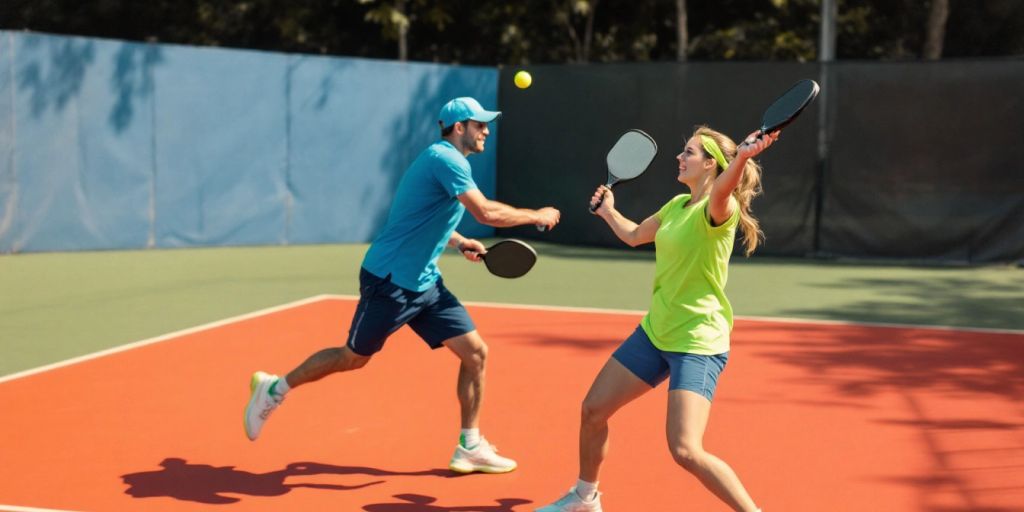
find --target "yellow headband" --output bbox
[700,135,729,171]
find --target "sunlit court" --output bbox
[3,3,1024,511]
[1,297,1022,511]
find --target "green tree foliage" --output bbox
[687,0,819,61]
[837,0,1024,60]
[2,0,1021,64]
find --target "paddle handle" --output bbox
[588,190,606,213]
[589,181,615,213]
[743,128,766,147]
[458,243,485,261]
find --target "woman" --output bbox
[536,126,778,512]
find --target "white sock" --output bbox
[575,479,598,501]
[460,428,480,449]
[271,376,290,396]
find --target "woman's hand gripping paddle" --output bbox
[589,129,658,213]
[743,79,820,147]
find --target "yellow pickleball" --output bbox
[514,70,532,89]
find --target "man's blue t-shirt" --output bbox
[361,140,477,292]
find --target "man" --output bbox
[244,97,560,475]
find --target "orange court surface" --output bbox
[1,296,1022,511]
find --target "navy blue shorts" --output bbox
[611,325,729,402]
[346,268,476,356]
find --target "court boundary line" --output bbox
[3,293,1019,387]
[0,295,335,386]
[0,505,77,512]
[321,294,1024,335]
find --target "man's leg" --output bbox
[442,330,516,473]
[442,330,487,429]
[285,345,371,388]
[244,346,371,441]
[245,267,402,442]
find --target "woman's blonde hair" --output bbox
[693,126,764,256]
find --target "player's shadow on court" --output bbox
[121,458,454,504]
[363,493,531,511]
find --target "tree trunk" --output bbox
[562,0,598,63]
[923,0,949,60]
[563,17,581,62]
[397,0,408,61]
[676,0,688,61]
[582,0,599,62]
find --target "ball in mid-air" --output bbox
[514,70,532,89]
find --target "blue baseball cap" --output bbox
[438,97,501,129]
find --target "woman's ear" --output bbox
[705,157,718,173]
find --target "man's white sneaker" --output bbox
[535,488,603,512]
[448,437,517,474]
[243,371,285,441]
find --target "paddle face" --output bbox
[605,129,658,185]
[480,239,537,278]
[590,129,658,212]
[759,79,820,135]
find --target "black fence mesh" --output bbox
[496,60,1024,264]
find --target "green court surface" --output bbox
[1,241,1021,377]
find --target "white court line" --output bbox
[0,505,78,512]
[733,313,1024,335]
[3,293,1020,387]
[325,294,1024,335]
[0,294,338,385]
